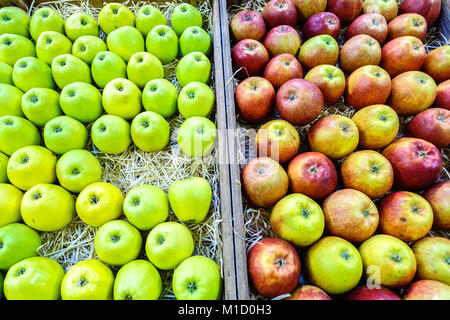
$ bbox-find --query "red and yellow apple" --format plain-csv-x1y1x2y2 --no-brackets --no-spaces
400,0,442,26
435,80,450,110
235,76,275,123
346,13,388,44
379,191,434,242
327,0,362,25
263,53,303,89
407,108,450,149
298,34,339,70
352,104,399,150
412,237,450,285
382,137,442,190
308,115,359,160
339,34,382,74
230,10,266,42
422,45,450,84
287,152,337,200
247,237,301,298
262,0,298,28
387,13,428,42
340,150,394,199
241,157,289,208
403,280,450,300
256,119,300,163
232,39,269,77
263,25,301,57
345,285,401,300
302,12,341,41
424,181,450,230
286,285,332,300
304,64,345,105
362,0,398,22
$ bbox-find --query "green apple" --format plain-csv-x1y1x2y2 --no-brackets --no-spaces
172,255,222,300
145,221,194,270
7,145,57,191
270,193,325,248
0,223,41,270
106,26,145,63
91,51,127,88
64,12,99,41
75,182,124,227
29,7,64,40
21,183,75,231
61,259,114,300
359,234,417,288
136,5,167,38
114,259,162,300
0,6,30,38
177,116,216,158
91,115,131,154
145,25,179,65
98,3,135,35
51,54,92,89
178,81,215,118
43,116,88,155
60,81,103,123
0,83,23,117
126,52,164,89
176,52,211,87
0,115,41,156
4,256,64,300
21,87,62,127
168,177,212,223
305,236,363,295
412,237,450,285
102,78,142,120
56,149,102,194
123,184,169,231
0,183,23,227
72,35,107,65
0,152,8,182
180,26,211,56
35,31,72,65
171,3,203,37
0,61,13,84
0,33,35,66
130,111,170,152
94,219,143,266
142,79,178,118
12,57,55,91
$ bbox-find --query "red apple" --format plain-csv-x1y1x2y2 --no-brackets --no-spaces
340,150,394,200
403,280,450,300
382,137,443,190
327,0,363,25
241,157,289,208
298,34,339,70
235,76,275,123
400,0,442,26
344,65,392,109
308,115,359,160
275,78,324,126
346,13,388,44
262,0,298,28
292,0,327,22
422,45,450,84
339,34,382,74
381,36,426,78
388,71,437,116
247,237,301,298
287,151,338,200
263,53,303,89
424,181,450,230
286,285,332,300
230,9,266,42
232,39,269,77
264,25,301,57
362,0,399,22
407,108,450,149
379,191,434,242
256,119,300,163
304,64,346,105
387,13,428,42
345,285,401,300
302,12,341,41
435,80,450,110
323,189,379,243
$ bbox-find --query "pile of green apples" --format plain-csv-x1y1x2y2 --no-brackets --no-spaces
0,2,221,300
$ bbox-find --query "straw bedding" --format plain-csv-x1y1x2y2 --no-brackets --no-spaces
26,0,221,299
228,0,450,300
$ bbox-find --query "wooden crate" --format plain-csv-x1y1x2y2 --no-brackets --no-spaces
0,0,237,300
220,0,450,300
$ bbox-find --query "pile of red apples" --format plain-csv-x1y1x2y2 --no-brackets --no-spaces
230,0,449,300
